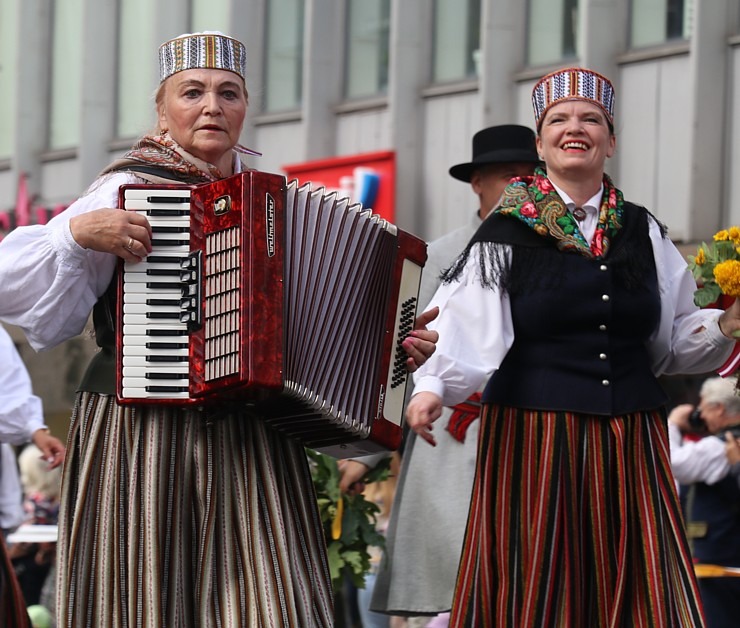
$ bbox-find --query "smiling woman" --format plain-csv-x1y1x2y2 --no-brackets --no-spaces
405,66,740,626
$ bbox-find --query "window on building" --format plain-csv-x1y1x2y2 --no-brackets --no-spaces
264,0,304,112
345,0,390,99
433,0,481,82
49,0,83,150
0,0,18,158
191,0,230,34
527,0,579,67
630,0,693,48
116,0,155,139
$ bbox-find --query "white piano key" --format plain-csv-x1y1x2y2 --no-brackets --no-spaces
122,387,190,399
122,355,188,367
122,345,189,357
123,283,184,294
123,314,187,326
123,291,182,303
124,199,191,210
123,260,186,273
124,188,191,200
122,365,189,377
123,303,183,315
122,324,188,336
123,272,188,284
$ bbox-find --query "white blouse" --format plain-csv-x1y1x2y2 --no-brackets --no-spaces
0,156,245,352
0,325,46,443
0,172,136,351
413,216,735,408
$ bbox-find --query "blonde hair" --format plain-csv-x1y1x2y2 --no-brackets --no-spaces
18,444,62,500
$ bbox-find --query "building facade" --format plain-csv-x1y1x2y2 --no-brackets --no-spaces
0,0,739,420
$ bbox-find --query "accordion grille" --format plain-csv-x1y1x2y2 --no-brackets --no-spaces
205,226,241,381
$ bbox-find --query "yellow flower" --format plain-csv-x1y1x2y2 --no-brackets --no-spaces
714,230,730,242
730,226,740,244
695,248,706,265
713,260,740,298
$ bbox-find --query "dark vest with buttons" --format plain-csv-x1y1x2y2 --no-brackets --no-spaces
476,202,667,415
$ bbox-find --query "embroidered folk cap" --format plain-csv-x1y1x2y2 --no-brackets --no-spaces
158,31,247,82
531,67,615,128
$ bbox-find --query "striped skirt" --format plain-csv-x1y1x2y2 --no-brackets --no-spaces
56,392,333,627
0,534,30,627
450,405,704,627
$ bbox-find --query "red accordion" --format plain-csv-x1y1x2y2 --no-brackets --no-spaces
116,170,426,455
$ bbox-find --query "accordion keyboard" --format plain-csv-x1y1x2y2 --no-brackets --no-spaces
119,188,194,400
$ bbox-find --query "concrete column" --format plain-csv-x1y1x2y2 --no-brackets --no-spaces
579,0,627,182
686,0,731,239
78,0,117,187
12,0,53,199
300,0,344,160
479,0,528,125
388,0,432,232
232,0,265,152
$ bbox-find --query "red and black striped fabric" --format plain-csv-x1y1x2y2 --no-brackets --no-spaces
0,533,30,628
451,405,704,627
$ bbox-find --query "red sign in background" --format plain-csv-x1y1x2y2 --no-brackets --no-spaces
282,150,396,222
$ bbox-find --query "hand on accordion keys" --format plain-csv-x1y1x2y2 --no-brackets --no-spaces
69,207,153,262
402,306,439,373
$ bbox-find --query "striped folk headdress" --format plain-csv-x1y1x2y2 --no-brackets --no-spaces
158,31,246,82
532,67,615,128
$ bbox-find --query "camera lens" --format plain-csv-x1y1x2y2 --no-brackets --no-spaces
688,408,704,429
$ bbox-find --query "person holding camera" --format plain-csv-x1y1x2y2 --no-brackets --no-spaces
668,376,740,628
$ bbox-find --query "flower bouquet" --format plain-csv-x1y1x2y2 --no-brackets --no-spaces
687,227,740,379
686,227,740,308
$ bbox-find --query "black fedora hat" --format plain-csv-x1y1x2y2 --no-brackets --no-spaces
449,124,540,182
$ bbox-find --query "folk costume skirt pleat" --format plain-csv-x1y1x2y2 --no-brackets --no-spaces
56,392,333,628
0,533,30,627
450,405,704,628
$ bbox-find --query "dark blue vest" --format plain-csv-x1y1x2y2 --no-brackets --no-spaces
481,204,667,415
682,432,740,566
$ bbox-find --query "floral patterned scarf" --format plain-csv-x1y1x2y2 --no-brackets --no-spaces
495,166,625,258
101,131,234,183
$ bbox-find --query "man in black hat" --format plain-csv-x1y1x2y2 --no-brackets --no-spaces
339,125,540,625
421,124,540,308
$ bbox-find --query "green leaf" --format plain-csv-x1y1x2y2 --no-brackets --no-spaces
694,284,722,308
326,541,345,588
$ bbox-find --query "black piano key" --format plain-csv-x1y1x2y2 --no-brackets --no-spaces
147,312,181,320
146,385,189,393
146,194,190,204
146,209,189,216
146,329,186,337
146,255,186,264
146,342,188,349
146,282,183,290
151,238,189,247
146,372,188,380
146,355,188,362
152,226,189,233
146,269,183,276
146,299,180,306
